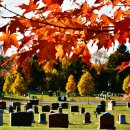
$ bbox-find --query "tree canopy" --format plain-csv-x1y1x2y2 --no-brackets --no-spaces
0,0,129,69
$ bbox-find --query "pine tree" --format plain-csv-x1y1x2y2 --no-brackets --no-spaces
10,73,27,95
65,74,77,96
3,75,13,94
77,71,94,96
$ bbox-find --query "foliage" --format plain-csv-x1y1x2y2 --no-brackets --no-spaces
0,0,129,70
3,74,13,94
122,75,130,92
65,74,77,95
10,72,27,95
77,71,94,96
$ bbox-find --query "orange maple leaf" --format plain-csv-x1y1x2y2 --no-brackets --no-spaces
116,62,130,72
42,0,64,6
0,31,19,54
19,0,39,14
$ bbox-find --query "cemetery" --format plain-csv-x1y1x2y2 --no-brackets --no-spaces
0,93,129,130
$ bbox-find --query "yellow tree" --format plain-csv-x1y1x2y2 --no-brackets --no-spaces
77,71,94,96
10,73,27,95
122,75,130,92
3,74,13,94
66,74,77,97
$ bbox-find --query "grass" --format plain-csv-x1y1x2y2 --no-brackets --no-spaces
0,93,130,130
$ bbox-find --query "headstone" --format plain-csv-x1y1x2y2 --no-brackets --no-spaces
95,105,101,114
16,106,21,112
58,96,66,102
111,100,116,106
8,105,14,113
0,101,6,109
24,102,32,112
0,109,3,125
100,100,106,112
33,105,39,114
61,103,69,109
42,105,50,112
12,102,21,110
118,114,126,124
48,90,53,96
126,102,130,108
38,113,47,124
98,112,115,130
58,107,62,113
108,102,114,110
80,107,85,114
10,112,33,126
56,90,60,97
49,113,68,128
29,99,39,105
83,112,91,124
70,106,79,112
51,103,59,110
27,109,35,123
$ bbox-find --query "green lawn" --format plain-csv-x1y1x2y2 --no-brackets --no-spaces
0,93,130,130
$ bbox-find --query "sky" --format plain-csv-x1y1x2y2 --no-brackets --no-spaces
0,0,129,56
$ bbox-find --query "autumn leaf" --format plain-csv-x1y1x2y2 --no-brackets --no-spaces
116,62,130,72
0,31,19,54
42,0,64,6
19,0,39,14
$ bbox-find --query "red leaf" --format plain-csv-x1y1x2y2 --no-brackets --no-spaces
42,0,64,6
116,62,130,72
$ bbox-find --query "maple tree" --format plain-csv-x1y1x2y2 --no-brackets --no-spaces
0,0,129,68
77,71,94,96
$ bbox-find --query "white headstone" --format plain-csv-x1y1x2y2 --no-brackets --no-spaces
107,102,114,110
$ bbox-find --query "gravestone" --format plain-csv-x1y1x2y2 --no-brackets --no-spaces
0,101,6,109
51,103,59,110
80,107,85,114
10,112,33,126
8,105,14,113
29,99,39,105
48,90,53,96
56,90,60,97
49,113,68,128
126,102,130,108
38,113,47,124
58,96,66,102
111,100,116,106
0,109,3,125
95,105,101,115
33,105,39,114
70,106,79,112
16,106,21,112
100,100,106,112
24,102,32,112
118,114,126,124
98,112,115,129
58,107,62,113
27,109,35,123
61,103,69,109
107,102,114,110
83,112,91,124
12,102,21,110
42,105,50,112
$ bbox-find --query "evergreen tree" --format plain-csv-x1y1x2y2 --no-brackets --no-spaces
77,71,94,96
